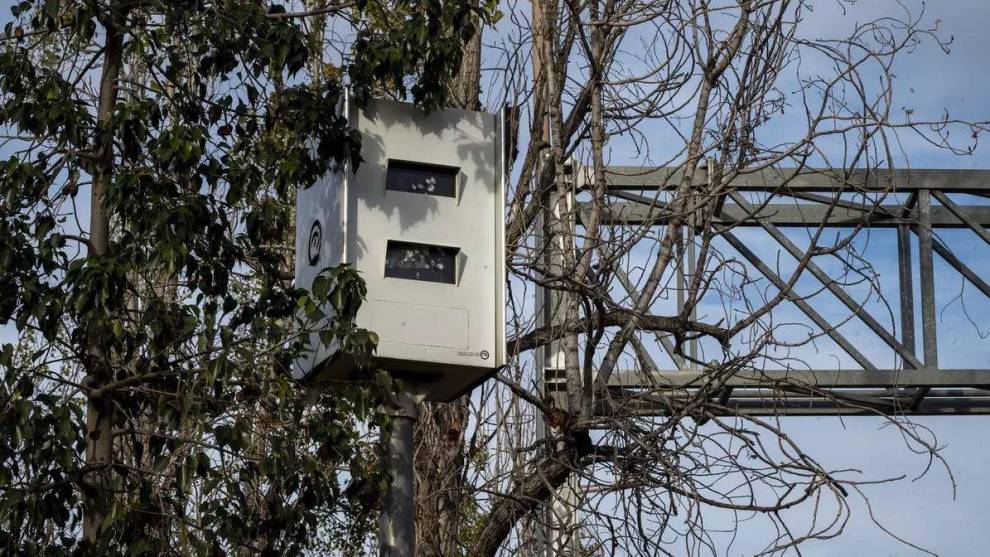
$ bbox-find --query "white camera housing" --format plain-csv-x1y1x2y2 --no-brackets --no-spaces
294,98,506,401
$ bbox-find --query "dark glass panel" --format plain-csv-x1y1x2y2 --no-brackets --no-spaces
386,160,458,197
384,240,459,284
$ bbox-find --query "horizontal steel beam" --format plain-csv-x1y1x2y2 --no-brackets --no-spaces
598,396,990,416
604,369,990,389
588,201,990,228
646,388,990,399
601,166,990,193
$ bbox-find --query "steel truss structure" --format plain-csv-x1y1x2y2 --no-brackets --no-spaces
539,167,990,416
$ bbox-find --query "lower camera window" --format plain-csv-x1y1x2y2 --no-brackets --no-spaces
384,240,459,284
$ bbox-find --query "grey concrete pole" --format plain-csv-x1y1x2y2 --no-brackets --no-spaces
380,390,418,557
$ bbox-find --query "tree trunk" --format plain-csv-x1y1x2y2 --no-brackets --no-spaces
447,12,483,111
413,398,471,555
82,10,124,544
470,443,581,557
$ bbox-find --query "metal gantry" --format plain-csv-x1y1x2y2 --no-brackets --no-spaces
539,167,990,416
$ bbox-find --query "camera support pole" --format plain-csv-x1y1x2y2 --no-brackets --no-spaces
379,387,420,557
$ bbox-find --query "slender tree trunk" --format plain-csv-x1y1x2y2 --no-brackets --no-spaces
470,444,583,557
449,12,483,111
83,11,124,544
413,398,471,555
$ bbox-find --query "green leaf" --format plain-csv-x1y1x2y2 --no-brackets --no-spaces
312,273,331,301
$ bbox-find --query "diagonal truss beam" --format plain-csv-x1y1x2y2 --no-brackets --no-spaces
628,334,661,373
726,191,925,370
932,190,990,247
927,235,990,297
719,230,878,370
612,266,686,369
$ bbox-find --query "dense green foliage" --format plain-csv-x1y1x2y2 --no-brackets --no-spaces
0,0,490,554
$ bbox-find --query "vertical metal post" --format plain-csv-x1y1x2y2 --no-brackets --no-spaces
687,231,698,368
537,161,554,556
380,390,418,557
675,228,686,370
896,224,916,361
537,199,578,556
917,190,938,368
535,171,566,556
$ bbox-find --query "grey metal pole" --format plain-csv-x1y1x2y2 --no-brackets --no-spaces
897,223,916,358
917,189,938,369
380,390,418,557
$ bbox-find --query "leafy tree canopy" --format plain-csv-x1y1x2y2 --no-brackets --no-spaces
0,0,494,554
